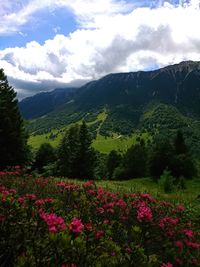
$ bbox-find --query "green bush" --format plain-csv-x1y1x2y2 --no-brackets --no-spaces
159,169,175,193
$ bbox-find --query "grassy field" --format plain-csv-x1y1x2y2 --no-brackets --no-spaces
28,109,152,153
95,177,200,202
92,132,151,153
29,131,151,153
59,176,200,204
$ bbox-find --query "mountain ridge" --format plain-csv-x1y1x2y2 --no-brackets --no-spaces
19,60,200,155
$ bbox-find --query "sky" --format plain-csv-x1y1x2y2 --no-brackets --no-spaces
1,0,200,99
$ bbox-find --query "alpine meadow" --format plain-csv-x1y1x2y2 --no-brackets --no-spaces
1,0,200,266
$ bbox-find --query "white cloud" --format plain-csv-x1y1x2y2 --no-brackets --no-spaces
1,0,200,98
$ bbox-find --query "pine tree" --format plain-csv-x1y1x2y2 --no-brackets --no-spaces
149,137,173,179
57,121,96,179
106,150,121,179
77,121,96,179
171,130,196,179
57,124,80,177
34,143,56,173
0,69,29,169
123,140,147,178
174,130,187,155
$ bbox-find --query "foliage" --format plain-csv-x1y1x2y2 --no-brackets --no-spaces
0,169,200,266
57,124,80,177
149,132,196,180
122,140,148,179
0,69,29,169
57,122,96,179
159,169,175,193
106,150,122,179
33,143,56,173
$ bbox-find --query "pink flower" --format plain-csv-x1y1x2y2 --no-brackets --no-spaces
18,197,24,203
185,240,200,249
159,217,179,229
96,207,104,213
96,230,104,240
183,229,193,238
140,193,155,202
175,240,183,251
192,258,198,265
103,219,109,224
0,214,6,222
161,263,173,267
83,180,94,189
116,199,127,209
40,211,66,232
69,218,84,233
85,223,92,231
175,258,183,265
137,201,152,222
15,165,21,169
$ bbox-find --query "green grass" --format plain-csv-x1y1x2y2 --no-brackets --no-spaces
95,178,200,202
64,177,200,204
92,132,151,153
29,110,108,150
29,130,63,149
29,108,151,153
29,131,151,153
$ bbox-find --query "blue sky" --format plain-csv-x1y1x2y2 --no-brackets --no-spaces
0,0,200,99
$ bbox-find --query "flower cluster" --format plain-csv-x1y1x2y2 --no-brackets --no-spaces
39,211,66,232
0,171,199,266
69,218,84,233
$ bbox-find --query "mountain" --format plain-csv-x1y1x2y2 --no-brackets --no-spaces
21,61,200,155
19,87,78,119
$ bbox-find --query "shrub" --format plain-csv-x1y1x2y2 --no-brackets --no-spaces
0,169,199,266
159,169,175,193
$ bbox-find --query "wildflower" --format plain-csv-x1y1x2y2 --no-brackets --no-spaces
15,165,21,169
96,230,104,239
161,263,173,267
69,218,84,233
159,217,179,229
116,199,127,208
0,214,6,222
85,223,92,231
175,258,183,265
83,180,94,189
40,211,66,232
185,240,200,249
17,197,24,203
96,207,104,213
183,229,193,238
103,219,109,224
175,240,183,251
137,201,152,222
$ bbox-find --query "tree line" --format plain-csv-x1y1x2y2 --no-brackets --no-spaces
33,123,196,183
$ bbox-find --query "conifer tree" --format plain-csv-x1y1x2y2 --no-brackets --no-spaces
106,150,121,179
0,69,29,169
77,121,96,179
57,121,96,179
34,143,56,173
123,140,147,178
174,130,187,155
57,124,80,177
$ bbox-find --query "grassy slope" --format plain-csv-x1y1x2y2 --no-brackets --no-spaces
29,110,151,153
65,177,200,203
92,133,150,153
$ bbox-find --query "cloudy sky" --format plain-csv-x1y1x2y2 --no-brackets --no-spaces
1,0,200,99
